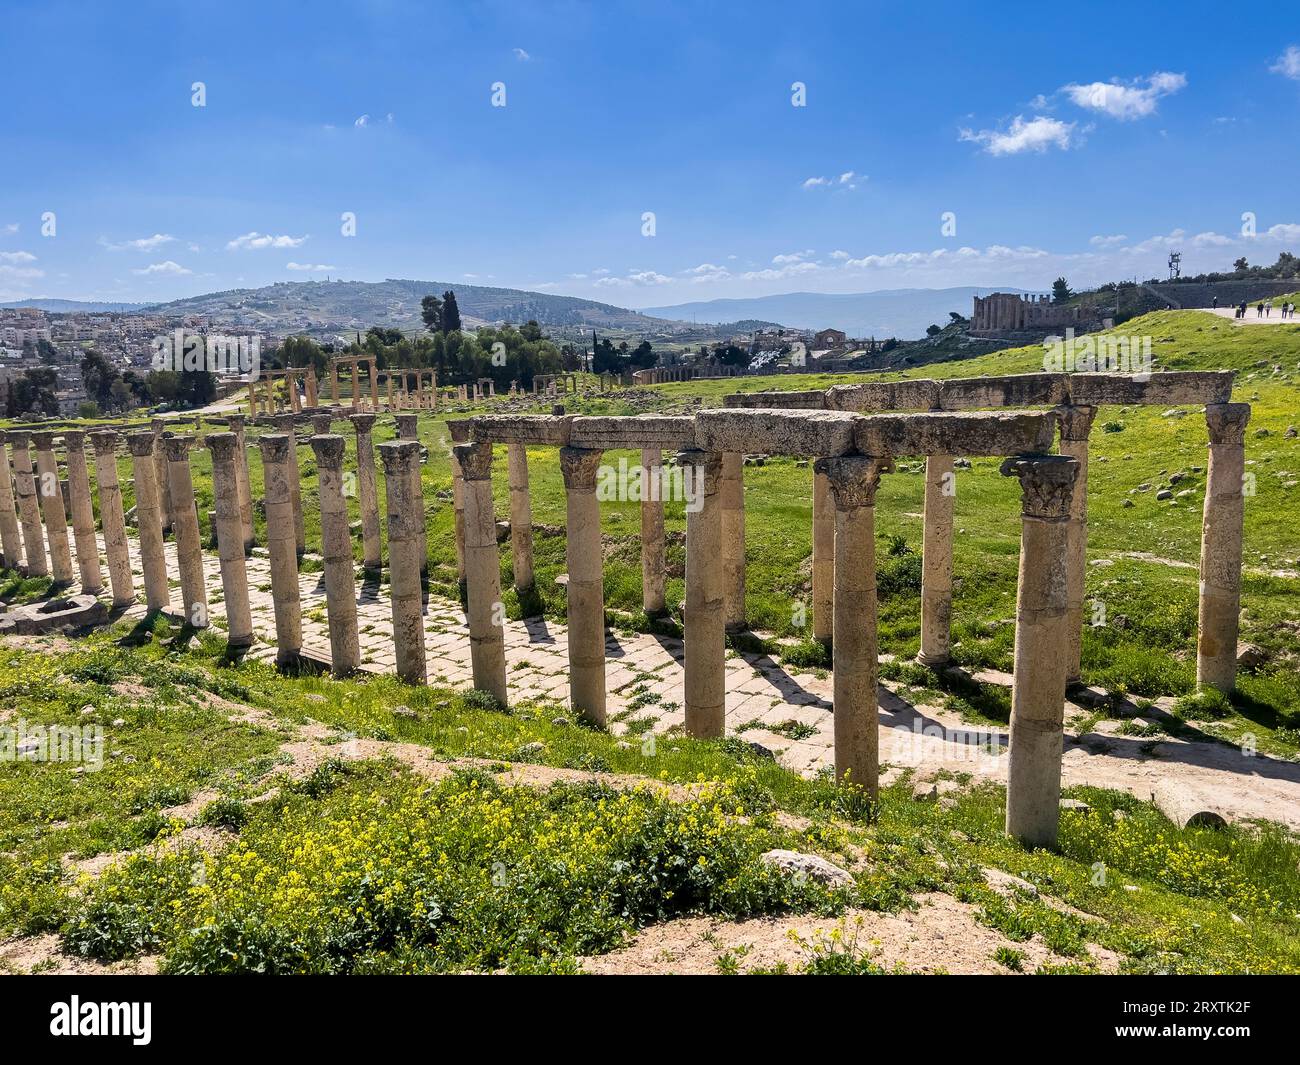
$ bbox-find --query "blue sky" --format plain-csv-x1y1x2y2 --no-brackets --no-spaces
2,0,1298,308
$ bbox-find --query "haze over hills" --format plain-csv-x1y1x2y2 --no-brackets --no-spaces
0,298,150,314
641,287,1030,340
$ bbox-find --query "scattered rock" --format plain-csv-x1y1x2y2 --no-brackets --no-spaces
1060,798,1091,814
392,705,418,719
760,849,854,888
1155,489,1173,501
1236,643,1267,671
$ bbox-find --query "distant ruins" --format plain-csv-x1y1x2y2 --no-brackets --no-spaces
970,292,1096,336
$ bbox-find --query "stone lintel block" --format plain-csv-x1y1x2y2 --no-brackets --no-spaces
694,409,858,457
722,390,828,409
826,379,941,412
853,411,1057,458
568,415,696,451
937,373,1067,411
470,414,572,446
1064,370,1235,407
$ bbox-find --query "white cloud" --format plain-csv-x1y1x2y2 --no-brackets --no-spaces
829,249,851,260
959,115,1078,155
513,47,531,61
1062,72,1186,120
802,176,829,188
101,233,175,252
802,171,861,190
1270,46,1300,80
132,260,191,275
354,114,370,127
2,223,19,234
1089,234,1127,247
0,264,43,279
227,232,307,250
683,263,732,283
0,250,37,263
772,249,815,264
594,270,673,288
286,262,336,271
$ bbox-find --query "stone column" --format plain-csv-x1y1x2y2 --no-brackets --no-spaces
560,447,606,726
395,413,417,441
32,432,74,585
918,455,955,666
289,371,302,414
226,413,254,551
350,362,361,410
8,433,44,576
330,365,340,406
163,436,208,628
272,415,306,554
812,465,835,643
1056,405,1096,683
89,432,133,606
720,450,746,632
817,456,890,794
62,431,103,594
311,413,332,436
350,413,382,571
126,432,171,613
1000,454,1079,849
453,440,507,703
448,420,471,586
0,432,24,570
151,418,173,532
507,442,535,594
1197,403,1251,693
258,434,302,666
305,368,318,408
677,449,725,738
379,440,427,683
206,434,254,647
640,448,666,615
312,435,361,675
368,362,379,410
394,414,426,574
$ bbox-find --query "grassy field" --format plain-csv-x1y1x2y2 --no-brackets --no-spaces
2,627,1299,974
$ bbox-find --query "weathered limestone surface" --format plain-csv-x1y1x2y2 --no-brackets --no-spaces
207,434,253,646
471,414,572,446
1056,405,1097,682
694,409,858,456
32,432,74,585
125,433,170,612
1066,370,1233,407
817,455,890,794
62,431,104,594
226,414,255,551
151,418,173,531
640,448,666,616
918,454,954,666
89,431,134,606
258,434,302,665
853,411,1057,458
1001,453,1079,849
721,450,746,631
724,389,828,410
350,414,382,571
453,440,507,703
272,414,306,554
811,466,834,643
507,443,535,594
560,447,607,726
568,415,696,451
825,379,939,412
312,435,361,675
163,436,208,627
448,420,472,583
677,449,725,738
1197,402,1250,693
935,373,1067,411
0,432,25,570
379,440,427,683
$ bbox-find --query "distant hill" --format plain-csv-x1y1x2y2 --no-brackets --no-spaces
0,298,149,313
642,287,1026,340
143,279,680,334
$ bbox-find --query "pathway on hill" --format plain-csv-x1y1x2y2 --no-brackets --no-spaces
1200,307,1300,325
80,526,1300,829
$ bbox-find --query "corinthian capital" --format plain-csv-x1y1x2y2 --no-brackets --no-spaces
1205,402,1251,446
814,455,891,509
559,446,605,491
1001,454,1078,521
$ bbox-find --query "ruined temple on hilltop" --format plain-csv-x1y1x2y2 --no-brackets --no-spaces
970,292,1096,336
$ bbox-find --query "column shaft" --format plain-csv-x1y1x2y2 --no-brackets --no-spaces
273,415,306,553
1056,406,1096,682
812,466,834,642
1002,455,1079,849
90,433,134,606
312,435,361,675
258,435,302,665
32,434,73,583
151,420,172,532
918,455,955,666
206,434,253,646
507,442,535,593
380,440,427,683
62,432,103,594
640,448,666,615
227,415,254,550
1197,403,1250,692
0,434,24,570
351,414,382,570
126,433,171,613
454,441,507,703
561,447,606,726
720,450,746,631
679,449,724,738
164,437,208,627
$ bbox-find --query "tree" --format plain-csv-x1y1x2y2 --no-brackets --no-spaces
6,367,59,417
1233,257,1249,273
36,338,59,365
441,290,462,334
926,323,942,336
1051,277,1073,303
420,293,443,332
81,349,121,408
